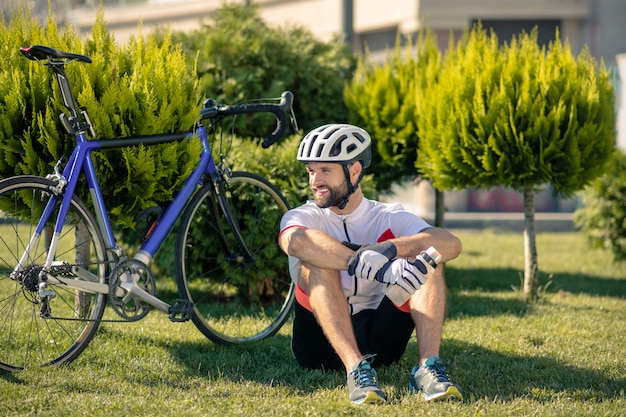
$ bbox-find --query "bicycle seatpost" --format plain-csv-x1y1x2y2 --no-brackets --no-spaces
48,63,80,119
48,62,96,137
20,45,95,137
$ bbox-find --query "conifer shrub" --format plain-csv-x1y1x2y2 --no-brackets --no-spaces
417,26,615,194
417,25,615,300
343,31,441,191
2,5,356,290
575,149,626,263
0,7,203,231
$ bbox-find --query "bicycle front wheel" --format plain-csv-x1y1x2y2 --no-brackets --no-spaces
176,171,294,344
0,176,109,371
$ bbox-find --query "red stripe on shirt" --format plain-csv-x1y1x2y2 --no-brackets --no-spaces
377,228,396,242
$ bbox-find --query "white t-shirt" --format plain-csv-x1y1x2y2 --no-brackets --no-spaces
279,197,431,314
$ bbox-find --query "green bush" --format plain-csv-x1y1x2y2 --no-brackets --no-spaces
1,5,366,292
171,3,356,135
575,149,626,263
0,9,83,178
152,134,306,277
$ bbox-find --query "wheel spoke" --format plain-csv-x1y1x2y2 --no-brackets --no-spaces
0,177,108,370
176,172,294,344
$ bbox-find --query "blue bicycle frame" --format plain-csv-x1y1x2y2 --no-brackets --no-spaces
16,44,295,317
24,125,213,313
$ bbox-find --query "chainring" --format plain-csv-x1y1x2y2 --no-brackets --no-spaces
108,259,155,321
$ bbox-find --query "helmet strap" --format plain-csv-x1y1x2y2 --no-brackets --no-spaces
336,164,364,210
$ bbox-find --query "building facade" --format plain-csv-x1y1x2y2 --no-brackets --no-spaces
35,0,625,70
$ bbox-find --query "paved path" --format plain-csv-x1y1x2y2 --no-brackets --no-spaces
422,212,575,232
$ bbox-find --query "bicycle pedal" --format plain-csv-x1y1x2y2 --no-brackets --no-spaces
168,299,193,322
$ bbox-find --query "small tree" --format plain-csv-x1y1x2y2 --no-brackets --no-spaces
417,25,616,301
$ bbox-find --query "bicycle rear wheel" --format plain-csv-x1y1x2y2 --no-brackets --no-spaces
0,176,109,371
176,171,294,344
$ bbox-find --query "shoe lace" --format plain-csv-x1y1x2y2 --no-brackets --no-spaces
425,358,452,382
351,354,379,388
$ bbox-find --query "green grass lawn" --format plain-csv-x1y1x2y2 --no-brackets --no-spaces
1,230,624,416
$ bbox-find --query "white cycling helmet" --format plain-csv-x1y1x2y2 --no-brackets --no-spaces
297,124,372,169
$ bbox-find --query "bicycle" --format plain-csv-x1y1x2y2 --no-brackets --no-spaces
0,45,299,371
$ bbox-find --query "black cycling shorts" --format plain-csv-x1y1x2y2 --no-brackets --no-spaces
291,296,415,370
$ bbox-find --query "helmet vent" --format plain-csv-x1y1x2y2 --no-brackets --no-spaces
330,134,348,156
353,132,366,143
307,134,319,158
324,127,341,139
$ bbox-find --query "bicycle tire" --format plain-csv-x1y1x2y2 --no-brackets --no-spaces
0,176,109,370
175,171,294,344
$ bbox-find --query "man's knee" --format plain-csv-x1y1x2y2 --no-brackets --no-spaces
297,264,340,293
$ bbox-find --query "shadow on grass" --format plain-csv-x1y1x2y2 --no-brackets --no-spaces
433,338,626,402
446,266,626,298
129,328,623,403
444,266,626,319
178,333,347,392
0,369,24,383
6,325,622,405
150,331,626,403
91,327,347,394
446,292,529,318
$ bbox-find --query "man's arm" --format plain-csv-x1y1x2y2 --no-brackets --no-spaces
278,224,462,274
278,226,353,270
390,227,462,263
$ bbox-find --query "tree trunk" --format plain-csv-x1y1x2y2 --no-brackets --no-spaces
75,220,91,318
434,188,445,228
523,186,539,302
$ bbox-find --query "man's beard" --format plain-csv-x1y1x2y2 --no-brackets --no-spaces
314,182,350,209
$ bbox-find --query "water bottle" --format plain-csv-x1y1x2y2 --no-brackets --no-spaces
385,246,442,306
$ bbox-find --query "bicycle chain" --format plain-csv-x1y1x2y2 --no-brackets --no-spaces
36,260,157,323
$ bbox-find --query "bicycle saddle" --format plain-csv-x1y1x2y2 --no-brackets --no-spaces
20,45,92,64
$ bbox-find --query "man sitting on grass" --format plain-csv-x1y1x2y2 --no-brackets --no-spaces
278,124,463,404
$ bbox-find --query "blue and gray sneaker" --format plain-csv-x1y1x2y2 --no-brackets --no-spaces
409,356,463,401
347,354,386,405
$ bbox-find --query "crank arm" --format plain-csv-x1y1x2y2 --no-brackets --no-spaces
119,281,170,313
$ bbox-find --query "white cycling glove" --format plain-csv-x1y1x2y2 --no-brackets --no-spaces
375,258,428,295
347,241,397,281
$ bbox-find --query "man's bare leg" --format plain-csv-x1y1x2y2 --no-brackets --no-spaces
410,266,447,365
408,265,462,401
299,265,362,373
299,264,386,404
